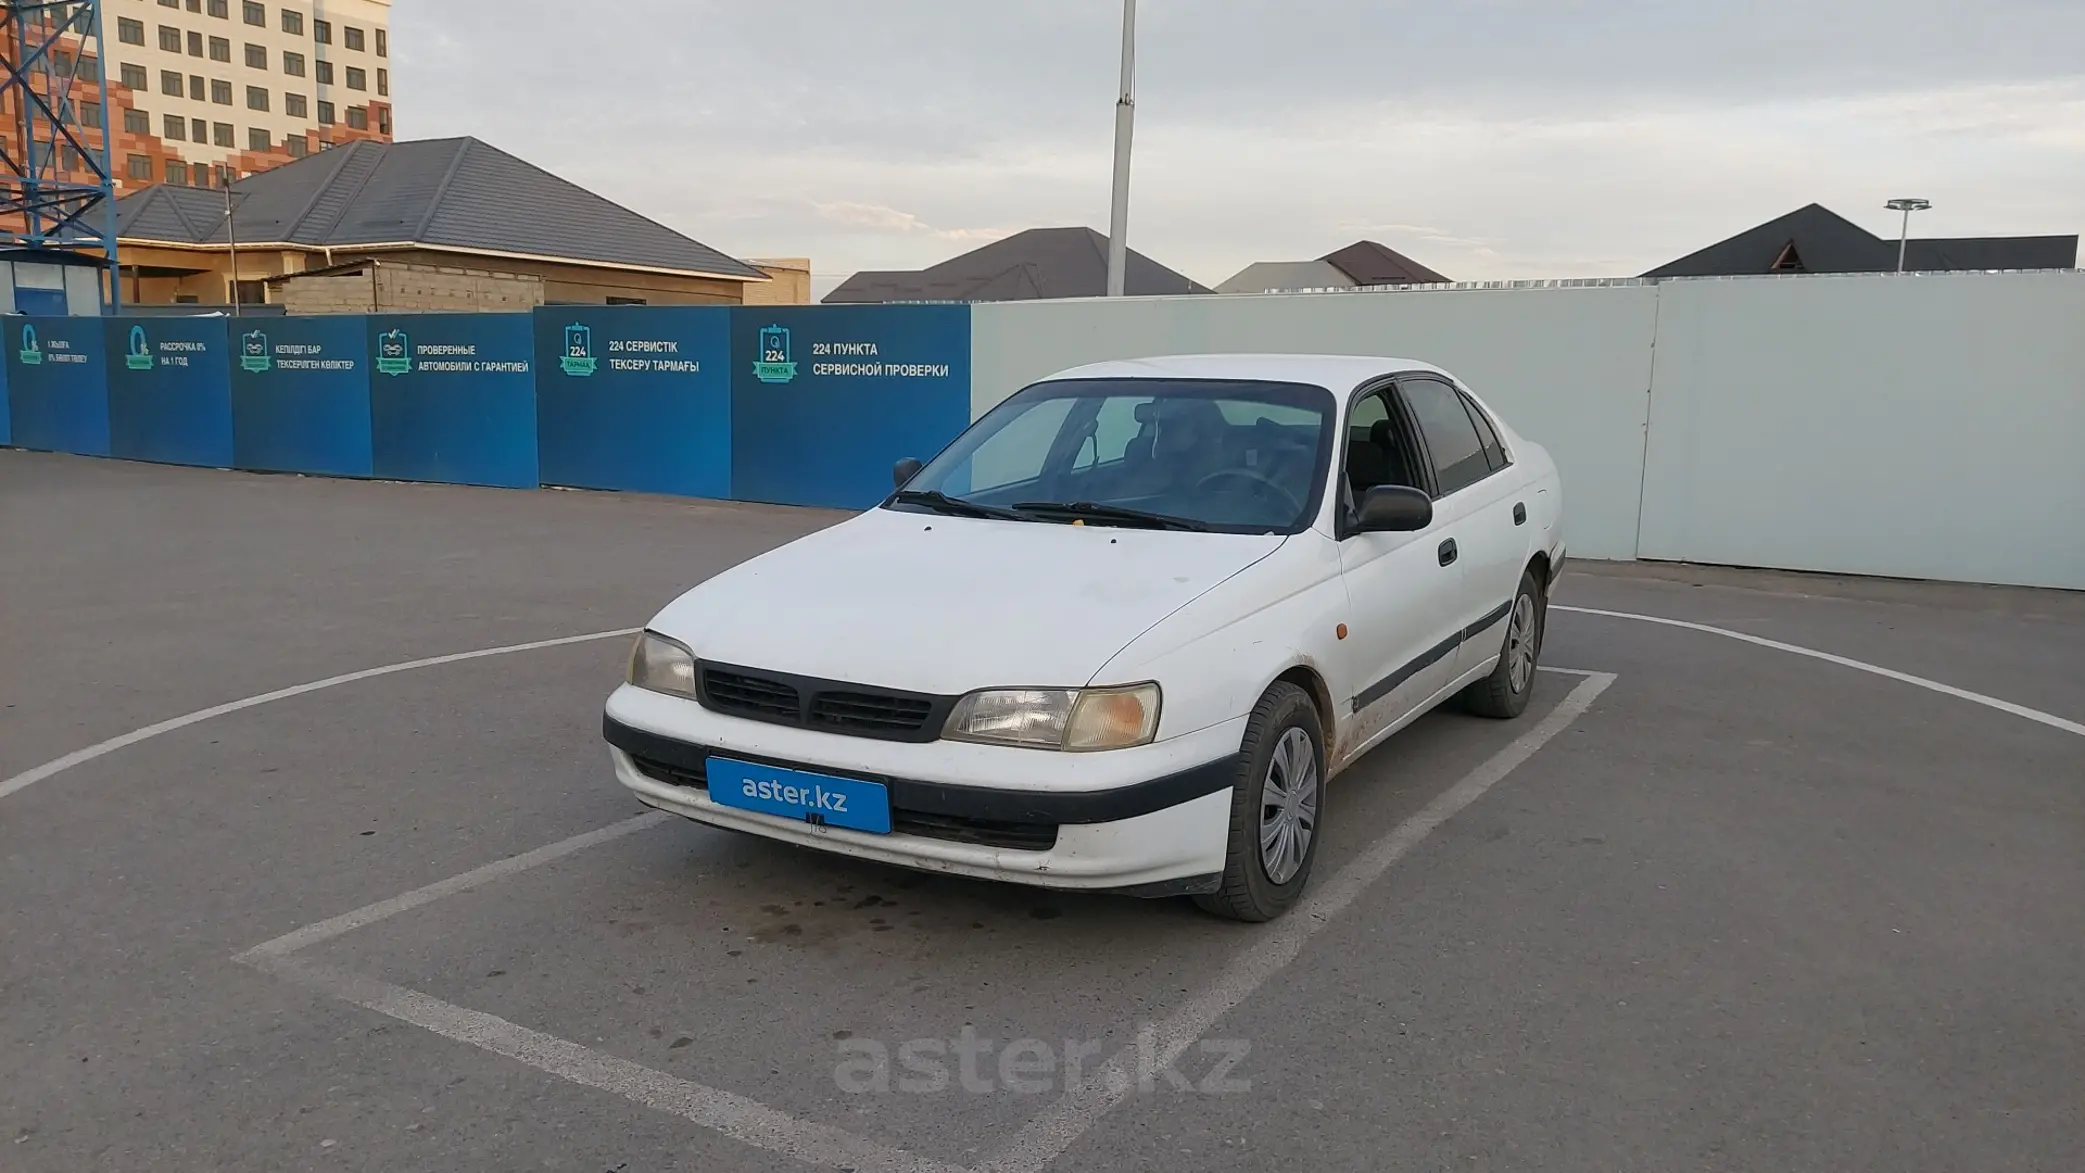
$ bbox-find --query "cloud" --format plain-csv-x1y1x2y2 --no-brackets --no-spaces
393,0,2085,286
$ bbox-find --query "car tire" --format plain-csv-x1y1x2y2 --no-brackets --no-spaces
1459,568,1544,720
1194,682,1324,923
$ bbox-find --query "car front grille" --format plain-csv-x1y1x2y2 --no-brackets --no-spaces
627,755,1057,853
700,669,801,721
697,663,950,743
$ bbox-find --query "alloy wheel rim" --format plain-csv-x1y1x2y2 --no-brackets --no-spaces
1259,727,1319,884
1506,594,1537,693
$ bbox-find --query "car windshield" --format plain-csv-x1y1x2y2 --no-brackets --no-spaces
891,378,1336,534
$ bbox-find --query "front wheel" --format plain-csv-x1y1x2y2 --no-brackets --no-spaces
1195,682,1324,923
1459,569,1543,719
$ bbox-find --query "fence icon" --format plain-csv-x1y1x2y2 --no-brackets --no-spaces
376,329,412,377
561,323,597,377
753,324,797,384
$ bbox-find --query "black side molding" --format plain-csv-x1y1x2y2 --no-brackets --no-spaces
604,715,1240,826
1351,598,1515,713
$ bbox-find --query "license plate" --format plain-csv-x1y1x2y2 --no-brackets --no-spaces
706,758,892,835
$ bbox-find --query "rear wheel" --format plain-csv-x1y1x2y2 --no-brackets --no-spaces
1195,683,1324,922
1459,569,1543,719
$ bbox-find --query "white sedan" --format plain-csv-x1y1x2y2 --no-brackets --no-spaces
603,354,1565,921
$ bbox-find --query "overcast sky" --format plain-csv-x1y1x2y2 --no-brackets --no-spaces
393,1,2084,295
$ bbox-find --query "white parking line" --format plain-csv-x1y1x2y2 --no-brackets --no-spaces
231,669,1613,1173
251,955,969,1173
0,627,643,803
974,670,1616,1173
1554,605,2084,739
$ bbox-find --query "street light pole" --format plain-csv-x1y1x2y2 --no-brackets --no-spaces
1105,0,1136,297
221,166,242,316
1885,197,1931,273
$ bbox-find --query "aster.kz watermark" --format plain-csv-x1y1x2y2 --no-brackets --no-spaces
833,1024,1250,1095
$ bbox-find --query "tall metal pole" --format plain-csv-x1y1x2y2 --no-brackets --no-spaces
1896,206,1910,273
1105,0,1136,297
222,168,241,315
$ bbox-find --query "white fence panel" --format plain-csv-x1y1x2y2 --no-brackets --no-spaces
1639,272,2085,590
970,285,1661,562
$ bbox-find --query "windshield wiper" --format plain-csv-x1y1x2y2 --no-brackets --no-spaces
1010,501,1212,532
889,490,1029,521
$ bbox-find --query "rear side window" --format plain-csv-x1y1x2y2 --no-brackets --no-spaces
1399,378,1491,496
1460,392,1509,471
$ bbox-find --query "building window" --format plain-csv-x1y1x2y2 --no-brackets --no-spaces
127,153,151,179
285,92,307,117
283,51,305,77
213,121,234,146
158,26,182,52
246,85,269,111
78,56,100,82
375,28,387,57
208,0,228,17
346,105,367,130
160,69,184,97
194,167,212,188
607,297,649,306
249,126,271,151
312,18,330,44
243,2,265,28
118,16,145,44
211,78,232,104
315,59,333,85
345,66,366,91
164,112,186,139
316,99,334,124
124,107,150,133
61,145,82,171
165,159,189,185
377,106,390,135
209,35,230,61
188,29,204,56
79,100,100,128
343,26,365,52
159,0,179,7
287,135,308,158
192,117,207,141
191,75,208,100
245,43,267,69
281,8,303,35
376,68,387,96
121,63,148,90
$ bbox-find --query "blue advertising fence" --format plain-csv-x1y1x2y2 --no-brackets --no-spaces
6,315,110,456
231,315,374,477
532,306,732,499
106,316,234,468
4,304,978,509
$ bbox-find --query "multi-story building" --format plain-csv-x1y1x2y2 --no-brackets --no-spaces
103,0,393,190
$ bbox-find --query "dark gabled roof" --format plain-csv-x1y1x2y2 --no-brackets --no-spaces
114,138,765,280
1320,240,1450,285
822,227,1209,303
1643,203,2078,278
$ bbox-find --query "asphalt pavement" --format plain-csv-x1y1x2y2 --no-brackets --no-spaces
3,450,2079,1173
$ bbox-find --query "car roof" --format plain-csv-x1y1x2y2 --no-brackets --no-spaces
1034,353,1452,398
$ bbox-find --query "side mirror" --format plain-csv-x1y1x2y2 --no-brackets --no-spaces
892,457,924,489
1351,485,1433,533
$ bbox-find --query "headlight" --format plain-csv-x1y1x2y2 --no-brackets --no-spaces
628,631,697,699
943,683,1160,751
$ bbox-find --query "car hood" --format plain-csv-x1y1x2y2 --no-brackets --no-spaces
648,507,1286,693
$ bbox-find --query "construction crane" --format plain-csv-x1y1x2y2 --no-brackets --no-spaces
1,0,118,310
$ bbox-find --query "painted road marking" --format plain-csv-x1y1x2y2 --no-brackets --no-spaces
973,670,1617,1173
232,670,1614,1173
1553,605,2084,740
0,628,641,802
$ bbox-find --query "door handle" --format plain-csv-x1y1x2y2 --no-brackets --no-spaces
1513,502,1527,526
1438,538,1458,567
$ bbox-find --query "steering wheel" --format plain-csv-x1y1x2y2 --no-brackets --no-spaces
1195,468,1304,515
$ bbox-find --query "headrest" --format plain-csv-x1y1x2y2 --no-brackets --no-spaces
1370,418,1398,448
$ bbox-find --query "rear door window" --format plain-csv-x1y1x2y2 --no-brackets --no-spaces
1398,377,1492,497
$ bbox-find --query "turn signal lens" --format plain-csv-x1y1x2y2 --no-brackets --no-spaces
1065,685,1162,751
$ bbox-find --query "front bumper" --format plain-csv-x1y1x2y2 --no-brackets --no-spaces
602,686,1245,895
